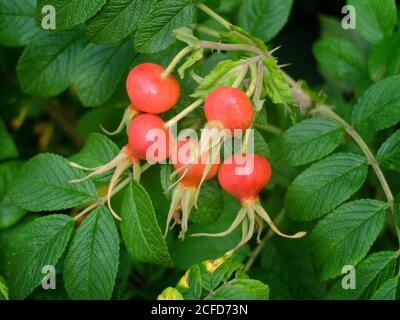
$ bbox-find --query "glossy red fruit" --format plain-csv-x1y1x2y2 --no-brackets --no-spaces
204,86,254,131
218,154,271,203
126,63,180,114
127,114,174,163
172,139,219,188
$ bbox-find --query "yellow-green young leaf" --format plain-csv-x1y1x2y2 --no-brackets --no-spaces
377,129,400,173
327,251,397,300
8,215,74,299
368,34,400,82
313,38,366,82
371,277,400,300
347,0,397,44
276,117,345,166
158,287,184,300
36,0,107,31
285,153,368,221
64,206,119,300
9,153,97,212
209,279,269,300
135,0,194,53
0,276,8,300
0,119,18,161
238,0,293,42
0,161,26,229
16,30,85,97
0,0,38,47
352,76,400,132
177,264,203,300
121,181,173,267
310,199,387,281
86,0,156,44
75,37,134,107
192,59,245,98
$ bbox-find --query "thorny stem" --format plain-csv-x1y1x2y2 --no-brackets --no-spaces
73,175,133,221
162,46,193,78
164,99,204,128
243,210,285,272
312,104,400,249
199,40,266,56
195,2,232,30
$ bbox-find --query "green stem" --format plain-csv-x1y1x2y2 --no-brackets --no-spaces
243,210,285,272
313,104,400,246
192,24,220,38
195,2,232,29
164,99,204,128
199,40,266,56
254,123,282,136
232,63,249,88
162,46,193,78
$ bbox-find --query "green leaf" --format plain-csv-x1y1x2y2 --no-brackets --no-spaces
121,181,173,267
36,0,107,31
209,279,269,300
0,118,18,161
253,129,271,159
285,153,368,221
190,180,223,225
8,214,74,299
69,133,120,182
313,38,366,82
368,34,400,82
352,75,400,132
371,277,400,300
327,251,397,299
0,276,8,300
16,30,85,97
276,117,345,166
192,59,245,98
263,58,294,106
178,48,204,79
173,27,201,48
86,0,156,44
64,206,119,300
178,264,203,299
377,129,400,173
0,161,26,228
238,0,293,42
9,153,97,212
75,37,134,107
347,0,397,44
0,0,38,46
158,287,184,300
310,199,387,280
135,0,194,53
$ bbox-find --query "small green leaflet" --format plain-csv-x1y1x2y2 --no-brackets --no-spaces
0,0,38,47
135,0,194,53
121,181,173,267
64,206,120,300
368,34,400,82
0,118,18,161
352,75,400,132
86,0,156,44
192,59,245,98
16,30,85,97
377,129,400,173
209,279,269,300
347,0,397,44
371,277,400,300
177,264,203,299
313,38,366,83
36,0,107,31
9,153,97,212
327,251,397,299
178,49,204,79
158,287,184,300
310,199,387,281
75,36,134,107
238,0,293,42
8,215,74,299
285,153,368,221
276,117,345,166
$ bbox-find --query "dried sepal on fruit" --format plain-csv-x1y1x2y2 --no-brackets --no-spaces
165,139,219,240
192,154,306,252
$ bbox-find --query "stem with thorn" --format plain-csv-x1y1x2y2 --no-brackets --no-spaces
199,40,266,56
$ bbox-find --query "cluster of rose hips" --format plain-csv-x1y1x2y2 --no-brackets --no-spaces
70,62,305,252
